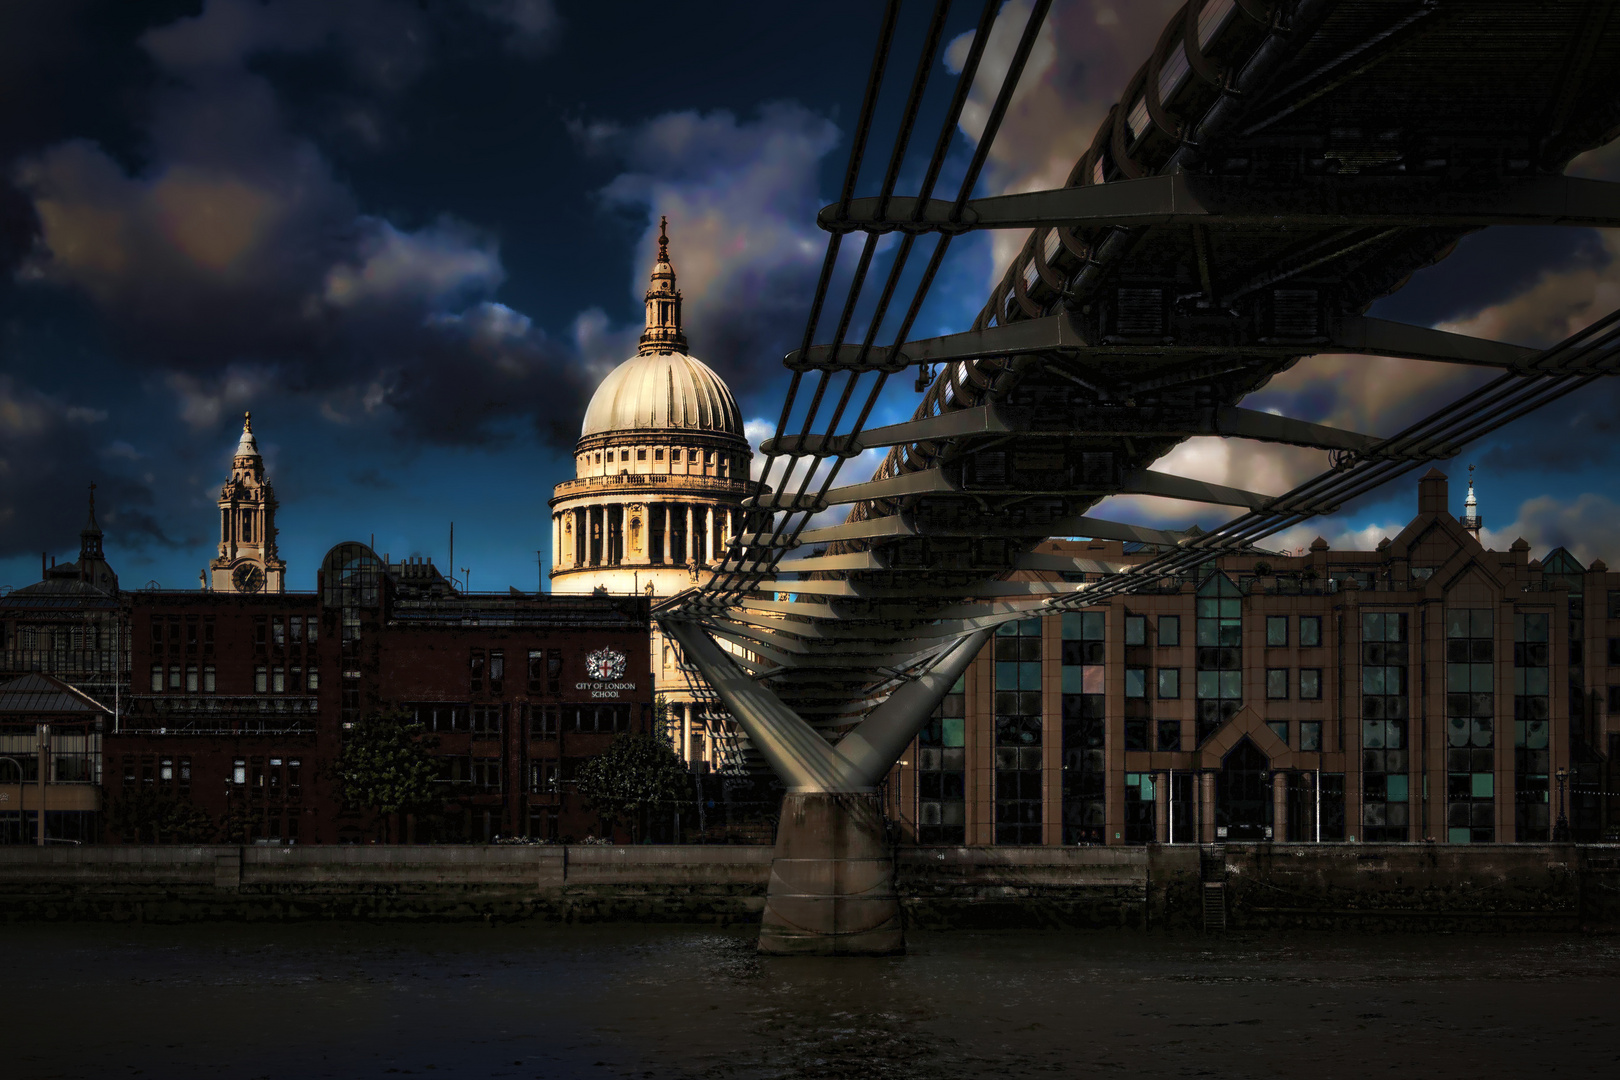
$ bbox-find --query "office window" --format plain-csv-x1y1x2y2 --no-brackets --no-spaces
489,650,504,692
1266,668,1289,700
1267,616,1288,647
916,676,967,844
150,664,163,692
1299,721,1322,752
1158,615,1179,647
1514,612,1551,840
1267,721,1289,746
529,760,559,794
471,705,503,736
272,619,285,647
470,650,485,692
1060,611,1106,844
185,664,198,693
1125,668,1147,698
290,616,303,643
1124,773,1155,844
1300,616,1321,647
1157,668,1180,699
203,665,216,693
168,665,181,690
232,759,246,785
306,619,317,644
254,665,267,694
1446,609,1496,844
1125,615,1146,646
1195,574,1243,743
994,618,1044,845
1299,669,1322,700
307,668,319,691
1360,608,1412,841
272,666,285,693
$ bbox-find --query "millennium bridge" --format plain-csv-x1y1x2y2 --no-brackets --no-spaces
656,0,1620,953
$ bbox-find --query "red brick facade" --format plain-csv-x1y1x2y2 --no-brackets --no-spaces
103,546,653,844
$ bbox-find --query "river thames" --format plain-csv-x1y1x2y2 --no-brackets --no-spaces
3,924,1617,1078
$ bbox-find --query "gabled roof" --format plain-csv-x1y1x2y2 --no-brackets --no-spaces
0,673,111,718
2,578,119,608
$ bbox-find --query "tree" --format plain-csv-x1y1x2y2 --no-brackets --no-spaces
574,733,691,842
107,790,215,844
333,711,440,842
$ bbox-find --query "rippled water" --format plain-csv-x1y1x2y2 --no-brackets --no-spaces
3,922,1618,1079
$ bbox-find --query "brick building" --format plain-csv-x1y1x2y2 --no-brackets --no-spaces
888,470,1620,846
102,541,654,845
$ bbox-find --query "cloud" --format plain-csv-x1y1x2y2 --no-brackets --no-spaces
464,0,561,55
1480,493,1620,566
945,0,1184,280
589,102,841,400
0,376,172,558
323,218,504,309
11,0,594,452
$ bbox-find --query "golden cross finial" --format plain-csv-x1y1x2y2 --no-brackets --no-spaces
244,410,252,432
658,215,669,261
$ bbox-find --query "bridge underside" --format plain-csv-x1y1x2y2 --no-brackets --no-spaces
658,0,1620,953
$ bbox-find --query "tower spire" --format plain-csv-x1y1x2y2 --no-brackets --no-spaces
1462,463,1482,537
639,215,687,356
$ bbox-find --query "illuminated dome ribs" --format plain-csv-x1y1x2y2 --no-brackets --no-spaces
656,0,1620,778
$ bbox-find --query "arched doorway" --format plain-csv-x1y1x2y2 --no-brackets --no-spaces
1217,737,1273,840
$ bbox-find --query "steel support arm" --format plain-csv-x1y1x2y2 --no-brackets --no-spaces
831,630,992,789
660,619,856,793
823,173,1620,232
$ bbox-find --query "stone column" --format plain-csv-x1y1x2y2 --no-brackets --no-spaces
1273,772,1288,842
686,505,696,565
1200,771,1216,844
1155,770,1169,843
662,505,673,563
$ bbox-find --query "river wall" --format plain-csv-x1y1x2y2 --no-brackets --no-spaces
0,843,1616,930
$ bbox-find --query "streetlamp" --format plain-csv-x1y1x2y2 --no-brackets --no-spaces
1554,765,1570,842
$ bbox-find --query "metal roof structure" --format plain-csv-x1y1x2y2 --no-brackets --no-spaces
656,0,1620,790
0,673,111,719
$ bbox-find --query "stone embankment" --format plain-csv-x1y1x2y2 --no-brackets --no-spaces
0,843,1615,929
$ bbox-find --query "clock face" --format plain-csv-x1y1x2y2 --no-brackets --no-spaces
233,563,264,593
585,647,627,682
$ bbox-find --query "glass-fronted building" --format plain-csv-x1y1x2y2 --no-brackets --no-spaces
888,470,1620,844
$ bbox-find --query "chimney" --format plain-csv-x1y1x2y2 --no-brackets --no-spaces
1418,468,1448,516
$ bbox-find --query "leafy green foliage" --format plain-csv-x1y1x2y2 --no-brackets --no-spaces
574,732,691,840
334,712,441,830
107,790,215,844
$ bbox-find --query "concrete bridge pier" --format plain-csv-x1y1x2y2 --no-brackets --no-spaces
759,791,902,956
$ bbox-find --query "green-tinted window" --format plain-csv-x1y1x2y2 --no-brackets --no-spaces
1061,608,1106,845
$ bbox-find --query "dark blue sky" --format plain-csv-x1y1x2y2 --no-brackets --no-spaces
3,0,1618,594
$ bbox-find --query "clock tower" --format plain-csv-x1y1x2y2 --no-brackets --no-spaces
208,411,286,593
